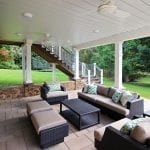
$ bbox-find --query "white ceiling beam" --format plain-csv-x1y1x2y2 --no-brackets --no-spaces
75,25,150,49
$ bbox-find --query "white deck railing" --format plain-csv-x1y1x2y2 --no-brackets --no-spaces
80,62,103,84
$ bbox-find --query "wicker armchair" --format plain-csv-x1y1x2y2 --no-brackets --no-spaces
40,83,68,104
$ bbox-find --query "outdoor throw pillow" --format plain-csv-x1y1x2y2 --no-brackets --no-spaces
112,90,123,103
83,85,89,93
87,84,97,94
48,82,61,92
120,118,144,135
120,91,133,106
130,121,150,144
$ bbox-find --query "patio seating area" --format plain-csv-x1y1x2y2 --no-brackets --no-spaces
0,90,150,150
0,1,150,149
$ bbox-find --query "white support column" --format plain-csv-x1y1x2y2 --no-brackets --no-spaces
93,63,96,77
114,41,123,89
58,46,62,60
81,62,84,77
88,70,91,85
22,39,32,84
22,45,26,83
52,63,56,82
74,48,80,79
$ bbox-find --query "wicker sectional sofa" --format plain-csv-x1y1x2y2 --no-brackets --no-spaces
94,117,150,150
78,85,144,120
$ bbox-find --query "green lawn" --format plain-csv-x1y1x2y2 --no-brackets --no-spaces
0,69,69,87
104,76,150,99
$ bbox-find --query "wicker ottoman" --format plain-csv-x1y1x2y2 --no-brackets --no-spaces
27,100,52,115
31,110,68,148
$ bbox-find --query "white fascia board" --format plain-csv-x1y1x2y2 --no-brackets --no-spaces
75,25,150,49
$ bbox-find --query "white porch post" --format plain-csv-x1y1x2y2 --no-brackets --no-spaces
22,45,26,83
74,48,80,79
22,39,32,84
88,70,91,85
100,69,104,85
81,62,84,77
93,63,96,77
58,46,61,60
52,63,56,82
114,41,123,89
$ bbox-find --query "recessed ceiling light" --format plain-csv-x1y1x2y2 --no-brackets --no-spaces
93,29,100,33
23,12,33,18
45,33,50,38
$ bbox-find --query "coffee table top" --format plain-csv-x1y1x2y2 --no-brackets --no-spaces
61,98,100,115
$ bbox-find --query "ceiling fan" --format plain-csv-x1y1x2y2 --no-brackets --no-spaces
97,0,130,18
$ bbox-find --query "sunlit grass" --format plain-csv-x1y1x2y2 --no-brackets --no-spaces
0,69,69,87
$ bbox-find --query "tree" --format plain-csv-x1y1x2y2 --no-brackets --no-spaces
137,37,150,72
79,48,94,64
0,45,20,69
92,44,114,78
0,48,12,61
123,37,150,82
123,40,140,82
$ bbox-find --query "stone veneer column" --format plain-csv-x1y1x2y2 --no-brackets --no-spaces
114,41,123,89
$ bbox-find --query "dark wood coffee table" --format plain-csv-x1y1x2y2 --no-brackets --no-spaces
60,98,100,130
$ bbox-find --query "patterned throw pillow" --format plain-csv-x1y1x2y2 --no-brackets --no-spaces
120,118,144,135
48,83,61,92
120,91,133,106
87,84,97,94
112,90,123,103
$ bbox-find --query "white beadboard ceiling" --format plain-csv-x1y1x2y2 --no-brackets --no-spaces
0,0,150,49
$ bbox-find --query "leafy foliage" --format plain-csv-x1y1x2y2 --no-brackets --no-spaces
32,52,50,70
0,46,19,69
0,45,50,70
0,48,12,61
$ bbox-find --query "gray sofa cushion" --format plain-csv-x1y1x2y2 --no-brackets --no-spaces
95,95,129,116
107,87,116,98
130,117,150,143
46,91,68,98
78,92,97,103
97,85,109,97
27,101,52,115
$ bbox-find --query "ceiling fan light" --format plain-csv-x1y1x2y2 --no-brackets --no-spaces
97,4,117,14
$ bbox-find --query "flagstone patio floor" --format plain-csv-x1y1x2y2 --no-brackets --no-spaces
0,90,150,150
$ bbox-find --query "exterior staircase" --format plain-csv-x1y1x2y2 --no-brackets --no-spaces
79,62,103,84
81,76,101,84
32,44,103,84
32,44,74,78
